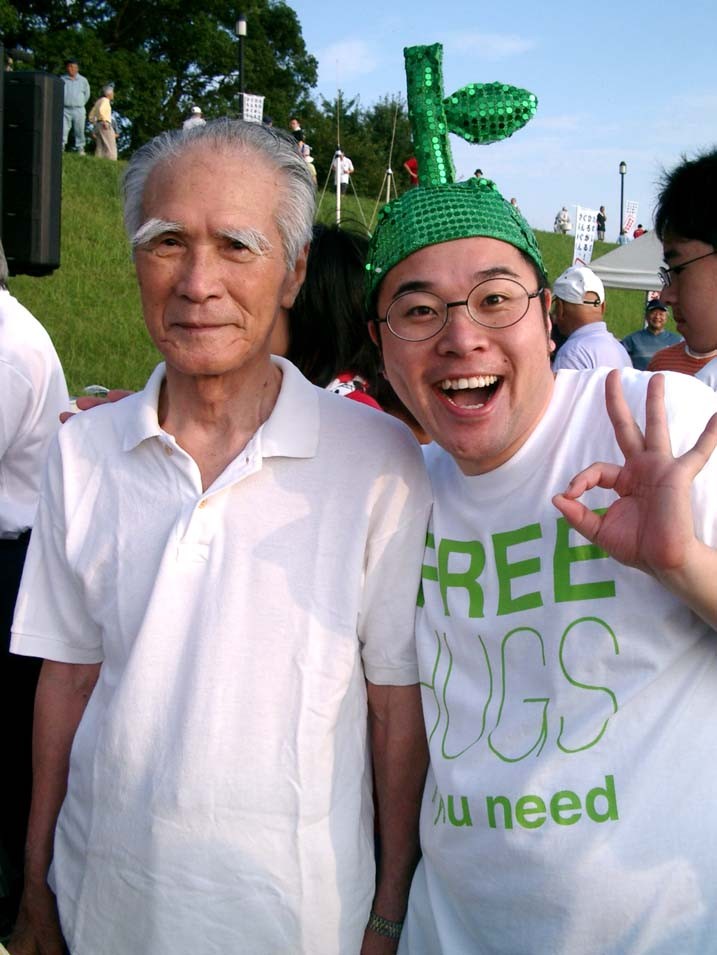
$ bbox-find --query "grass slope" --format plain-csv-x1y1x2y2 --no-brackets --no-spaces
10,156,654,394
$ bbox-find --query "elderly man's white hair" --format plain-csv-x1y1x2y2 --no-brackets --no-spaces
123,118,316,269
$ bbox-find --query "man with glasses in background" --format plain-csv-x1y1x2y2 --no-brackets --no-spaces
648,149,717,379
365,174,717,953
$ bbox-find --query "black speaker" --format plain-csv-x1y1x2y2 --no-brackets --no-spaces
2,71,63,276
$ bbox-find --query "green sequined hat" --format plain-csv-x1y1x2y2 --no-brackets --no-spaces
366,43,543,306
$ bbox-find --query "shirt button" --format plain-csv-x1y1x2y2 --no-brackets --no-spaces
198,499,208,509
163,444,173,456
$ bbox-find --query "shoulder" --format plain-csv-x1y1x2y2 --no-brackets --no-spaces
0,291,64,371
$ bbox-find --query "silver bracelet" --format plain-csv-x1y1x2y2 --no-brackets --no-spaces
367,910,404,939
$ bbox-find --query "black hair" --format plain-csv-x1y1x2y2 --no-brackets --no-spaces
287,222,379,390
655,148,717,246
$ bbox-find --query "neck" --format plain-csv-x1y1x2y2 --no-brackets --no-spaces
159,358,282,490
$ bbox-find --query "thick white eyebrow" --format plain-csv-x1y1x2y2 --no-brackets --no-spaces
131,220,272,257
218,228,273,256
131,218,182,250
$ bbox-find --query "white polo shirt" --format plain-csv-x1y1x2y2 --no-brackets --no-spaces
0,288,69,537
12,358,432,955
553,322,632,372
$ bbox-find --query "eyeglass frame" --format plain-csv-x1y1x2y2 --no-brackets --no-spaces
373,279,546,342
658,249,717,288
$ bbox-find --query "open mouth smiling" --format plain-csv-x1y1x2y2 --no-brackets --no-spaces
438,374,501,409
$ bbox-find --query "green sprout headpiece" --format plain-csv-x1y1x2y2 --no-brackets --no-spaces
366,43,543,306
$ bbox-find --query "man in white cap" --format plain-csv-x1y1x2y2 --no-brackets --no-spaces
551,265,631,371
182,105,205,131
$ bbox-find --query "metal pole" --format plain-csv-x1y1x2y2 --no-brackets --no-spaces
236,15,247,119
618,160,626,241
335,150,342,225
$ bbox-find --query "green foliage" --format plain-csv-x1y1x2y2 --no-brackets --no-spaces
5,0,317,152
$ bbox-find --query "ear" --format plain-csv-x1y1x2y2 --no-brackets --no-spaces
368,319,380,347
279,242,309,310
542,288,553,340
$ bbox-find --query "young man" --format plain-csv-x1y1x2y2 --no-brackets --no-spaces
10,120,430,955
652,148,717,383
366,175,717,954
551,265,631,371
621,299,682,371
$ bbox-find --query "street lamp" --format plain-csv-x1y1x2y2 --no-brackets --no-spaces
618,160,627,241
236,14,247,118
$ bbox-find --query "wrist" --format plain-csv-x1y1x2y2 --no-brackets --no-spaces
366,911,404,940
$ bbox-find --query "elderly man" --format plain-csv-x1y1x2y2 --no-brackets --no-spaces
365,175,717,953
61,59,90,155
649,148,717,383
10,120,430,954
551,265,631,371
621,299,682,370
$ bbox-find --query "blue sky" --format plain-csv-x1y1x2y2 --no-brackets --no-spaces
290,0,716,234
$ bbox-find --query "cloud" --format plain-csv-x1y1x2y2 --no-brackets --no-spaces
444,32,537,59
317,39,378,81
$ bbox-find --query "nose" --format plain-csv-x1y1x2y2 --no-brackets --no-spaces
435,303,492,355
659,280,678,307
174,245,224,302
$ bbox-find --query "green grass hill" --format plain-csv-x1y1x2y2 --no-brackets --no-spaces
10,155,658,395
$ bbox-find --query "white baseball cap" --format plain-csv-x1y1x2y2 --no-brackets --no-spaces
191,105,202,114
552,265,604,305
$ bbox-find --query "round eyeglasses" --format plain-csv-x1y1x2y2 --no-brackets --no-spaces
376,278,545,342
658,249,717,288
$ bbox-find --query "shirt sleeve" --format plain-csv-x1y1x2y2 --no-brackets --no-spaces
11,436,104,664
0,361,32,459
358,433,432,686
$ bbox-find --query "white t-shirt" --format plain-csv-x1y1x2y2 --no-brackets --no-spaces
12,358,432,955
696,355,717,390
552,322,632,371
0,288,69,537
401,367,717,955
332,155,354,184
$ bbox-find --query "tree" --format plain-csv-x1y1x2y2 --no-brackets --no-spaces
295,92,414,204
4,0,318,152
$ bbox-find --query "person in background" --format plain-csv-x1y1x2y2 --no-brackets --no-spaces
403,157,419,187
621,299,682,371
288,116,303,143
0,240,69,937
9,119,429,955
596,205,607,241
182,106,205,131
332,150,354,195
633,223,647,239
554,206,571,234
551,265,631,371
650,147,717,382
88,84,117,160
61,58,90,154
273,223,428,440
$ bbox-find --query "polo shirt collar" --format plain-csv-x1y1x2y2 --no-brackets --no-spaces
121,358,319,460
261,356,319,459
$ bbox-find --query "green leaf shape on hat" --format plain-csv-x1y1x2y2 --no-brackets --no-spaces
444,82,538,145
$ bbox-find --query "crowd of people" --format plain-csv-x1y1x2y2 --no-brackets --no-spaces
3,57,717,955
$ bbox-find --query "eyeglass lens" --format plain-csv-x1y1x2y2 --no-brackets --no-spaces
387,279,533,341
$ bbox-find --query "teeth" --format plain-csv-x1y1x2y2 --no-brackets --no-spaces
440,375,499,390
